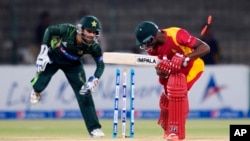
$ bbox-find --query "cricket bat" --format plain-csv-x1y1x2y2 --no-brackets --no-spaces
103,52,160,66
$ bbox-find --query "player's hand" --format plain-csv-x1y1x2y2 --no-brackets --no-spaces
36,45,52,73
79,76,99,95
155,60,171,78
170,53,190,74
155,68,170,78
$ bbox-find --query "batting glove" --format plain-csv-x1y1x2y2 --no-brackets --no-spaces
155,59,172,78
36,45,52,73
170,53,190,74
79,76,99,95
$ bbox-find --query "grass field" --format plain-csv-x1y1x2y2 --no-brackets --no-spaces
0,119,249,141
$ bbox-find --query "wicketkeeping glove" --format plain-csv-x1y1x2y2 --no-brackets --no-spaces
36,45,52,73
79,76,99,95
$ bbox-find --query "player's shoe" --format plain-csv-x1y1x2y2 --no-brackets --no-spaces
90,128,105,137
30,90,41,104
165,133,179,141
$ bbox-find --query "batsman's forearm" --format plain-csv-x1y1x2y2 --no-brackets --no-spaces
187,39,210,59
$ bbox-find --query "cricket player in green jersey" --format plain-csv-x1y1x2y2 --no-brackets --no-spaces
30,15,105,137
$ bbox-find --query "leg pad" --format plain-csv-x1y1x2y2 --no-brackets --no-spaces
166,73,188,140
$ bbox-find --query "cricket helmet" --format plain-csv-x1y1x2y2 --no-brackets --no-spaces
135,21,159,46
78,15,102,35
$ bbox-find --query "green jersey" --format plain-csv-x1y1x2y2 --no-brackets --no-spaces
42,23,104,78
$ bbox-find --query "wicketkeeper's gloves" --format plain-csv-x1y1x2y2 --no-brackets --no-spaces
36,45,52,73
79,76,99,95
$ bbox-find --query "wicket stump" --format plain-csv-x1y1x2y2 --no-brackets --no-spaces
113,68,135,138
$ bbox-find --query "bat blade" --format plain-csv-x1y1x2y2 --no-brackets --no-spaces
103,52,159,66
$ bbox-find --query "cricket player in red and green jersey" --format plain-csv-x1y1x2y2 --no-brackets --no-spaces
30,15,105,137
135,21,210,141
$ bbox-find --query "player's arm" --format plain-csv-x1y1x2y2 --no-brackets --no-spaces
171,29,210,71
79,45,104,95
157,29,210,74
187,38,210,60
92,45,105,79
177,28,210,60
42,24,63,46
35,24,63,73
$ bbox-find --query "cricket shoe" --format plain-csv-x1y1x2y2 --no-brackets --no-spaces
30,90,41,104
165,133,179,141
90,128,105,137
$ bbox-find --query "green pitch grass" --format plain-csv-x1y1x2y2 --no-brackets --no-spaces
0,119,249,141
